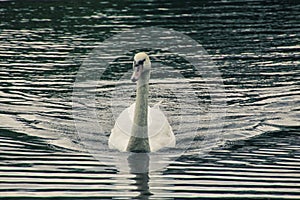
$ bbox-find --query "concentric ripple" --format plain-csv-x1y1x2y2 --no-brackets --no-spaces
0,0,299,199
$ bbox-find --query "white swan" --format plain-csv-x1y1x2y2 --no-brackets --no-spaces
109,52,176,152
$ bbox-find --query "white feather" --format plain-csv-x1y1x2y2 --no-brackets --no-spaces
109,102,176,152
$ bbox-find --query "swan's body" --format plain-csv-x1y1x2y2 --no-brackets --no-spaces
109,52,176,152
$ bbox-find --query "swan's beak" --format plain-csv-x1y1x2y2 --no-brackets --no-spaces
131,64,143,82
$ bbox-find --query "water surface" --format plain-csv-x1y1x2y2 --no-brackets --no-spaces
0,0,299,199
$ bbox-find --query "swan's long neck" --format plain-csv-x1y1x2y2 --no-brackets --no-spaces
135,71,149,131
127,70,150,152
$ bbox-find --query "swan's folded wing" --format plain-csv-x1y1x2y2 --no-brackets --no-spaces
148,107,176,152
109,127,129,151
109,103,176,152
108,104,135,151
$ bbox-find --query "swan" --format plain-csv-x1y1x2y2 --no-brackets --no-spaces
109,52,176,152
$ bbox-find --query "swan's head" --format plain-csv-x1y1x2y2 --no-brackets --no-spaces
131,52,151,82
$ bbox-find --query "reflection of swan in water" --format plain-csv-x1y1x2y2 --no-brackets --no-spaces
109,52,176,152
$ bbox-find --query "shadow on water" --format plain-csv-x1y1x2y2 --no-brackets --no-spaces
127,153,152,199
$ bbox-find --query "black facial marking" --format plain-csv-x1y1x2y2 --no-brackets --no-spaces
137,59,146,65
133,58,146,72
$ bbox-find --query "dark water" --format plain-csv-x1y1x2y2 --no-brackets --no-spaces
0,0,299,199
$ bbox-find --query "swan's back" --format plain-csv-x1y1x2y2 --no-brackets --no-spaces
109,103,175,152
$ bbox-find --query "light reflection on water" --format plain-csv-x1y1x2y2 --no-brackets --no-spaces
0,0,299,199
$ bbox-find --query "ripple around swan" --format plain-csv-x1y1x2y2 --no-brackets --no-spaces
0,129,300,199
0,0,300,199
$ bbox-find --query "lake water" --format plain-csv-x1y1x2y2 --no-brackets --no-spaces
0,0,299,199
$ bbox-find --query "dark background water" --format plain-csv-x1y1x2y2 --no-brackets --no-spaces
0,0,299,199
